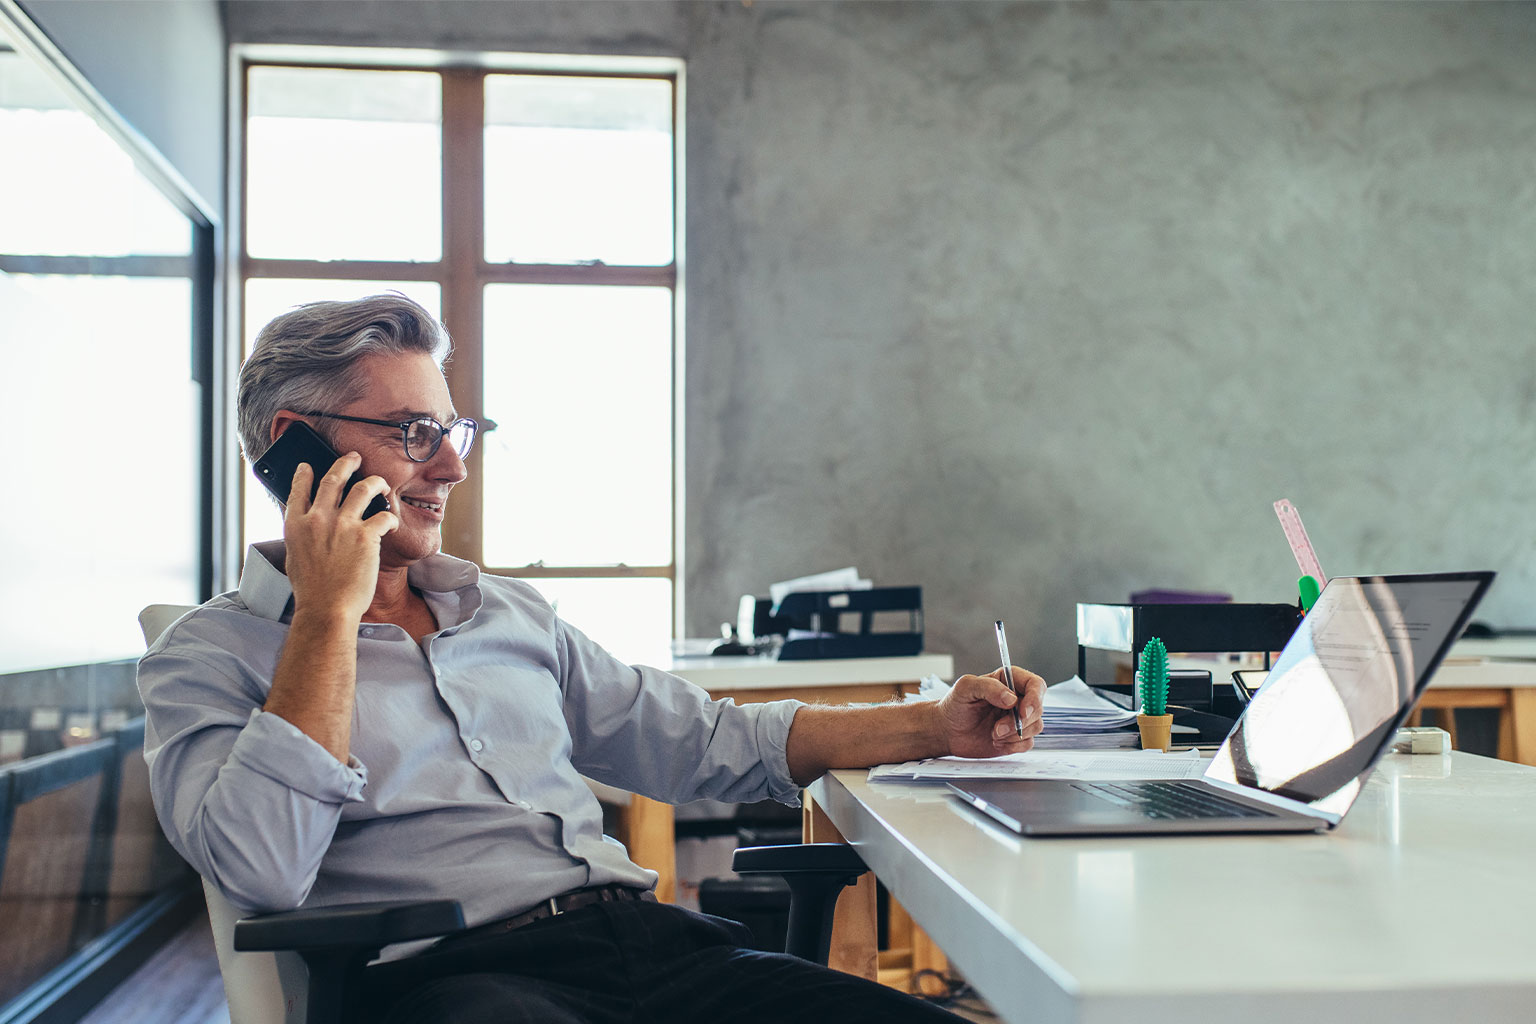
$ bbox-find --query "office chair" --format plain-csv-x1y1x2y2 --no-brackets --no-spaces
139,604,868,1024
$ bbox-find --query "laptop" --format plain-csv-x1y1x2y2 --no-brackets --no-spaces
949,571,1494,836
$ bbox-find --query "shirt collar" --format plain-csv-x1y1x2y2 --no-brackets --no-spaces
408,548,481,593
237,541,482,623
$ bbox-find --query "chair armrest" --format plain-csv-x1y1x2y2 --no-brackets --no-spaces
732,842,866,878
234,899,465,953
730,844,867,965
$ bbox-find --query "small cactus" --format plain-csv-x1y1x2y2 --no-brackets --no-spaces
1138,638,1170,716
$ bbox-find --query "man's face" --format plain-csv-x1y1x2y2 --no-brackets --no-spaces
311,350,468,570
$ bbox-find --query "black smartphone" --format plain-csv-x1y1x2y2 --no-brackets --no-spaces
252,421,392,519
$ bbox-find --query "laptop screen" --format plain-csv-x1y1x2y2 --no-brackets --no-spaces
1205,572,1492,816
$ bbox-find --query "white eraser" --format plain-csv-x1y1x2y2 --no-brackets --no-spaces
1393,726,1449,755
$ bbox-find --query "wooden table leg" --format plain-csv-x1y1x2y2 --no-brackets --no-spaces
804,792,878,980
1507,688,1536,767
1435,707,1460,748
623,795,677,904
883,897,950,996
910,916,950,995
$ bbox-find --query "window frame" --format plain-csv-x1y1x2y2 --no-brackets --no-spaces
231,45,686,634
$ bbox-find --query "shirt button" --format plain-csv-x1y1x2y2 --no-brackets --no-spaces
470,739,484,752
515,800,531,810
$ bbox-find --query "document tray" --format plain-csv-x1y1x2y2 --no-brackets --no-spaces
751,586,924,660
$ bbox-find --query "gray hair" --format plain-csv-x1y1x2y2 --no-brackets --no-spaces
236,293,452,462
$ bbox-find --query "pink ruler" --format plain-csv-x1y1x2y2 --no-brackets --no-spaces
1273,499,1327,584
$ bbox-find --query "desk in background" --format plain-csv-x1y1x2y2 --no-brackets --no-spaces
808,752,1536,1024
1417,638,1536,766
603,653,954,902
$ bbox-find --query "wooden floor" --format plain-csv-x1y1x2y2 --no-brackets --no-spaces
79,914,228,1024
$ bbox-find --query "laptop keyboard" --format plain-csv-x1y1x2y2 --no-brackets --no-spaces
1074,781,1274,820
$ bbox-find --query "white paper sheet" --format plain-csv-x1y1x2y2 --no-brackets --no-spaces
768,567,872,606
869,748,1208,783
1039,676,1138,732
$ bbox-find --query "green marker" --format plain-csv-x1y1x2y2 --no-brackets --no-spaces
1298,574,1321,612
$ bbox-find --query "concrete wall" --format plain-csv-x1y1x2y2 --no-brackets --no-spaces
20,0,224,214
224,0,1536,682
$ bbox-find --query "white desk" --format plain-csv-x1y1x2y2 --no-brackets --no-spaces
606,653,954,902
809,753,1536,1024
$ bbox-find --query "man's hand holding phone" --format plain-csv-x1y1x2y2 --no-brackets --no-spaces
283,453,398,624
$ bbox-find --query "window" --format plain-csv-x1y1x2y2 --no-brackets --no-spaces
239,54,682,660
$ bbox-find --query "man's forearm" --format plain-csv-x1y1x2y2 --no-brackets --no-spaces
261,609,360,762
785,701,949,786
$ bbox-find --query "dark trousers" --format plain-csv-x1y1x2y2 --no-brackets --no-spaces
357,898,966,1023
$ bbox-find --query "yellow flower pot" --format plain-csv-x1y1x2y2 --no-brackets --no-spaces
1137,713,1174,752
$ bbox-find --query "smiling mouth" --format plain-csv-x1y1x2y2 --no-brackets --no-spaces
400,496,443,512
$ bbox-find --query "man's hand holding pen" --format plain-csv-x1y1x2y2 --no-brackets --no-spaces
936,666,1047,758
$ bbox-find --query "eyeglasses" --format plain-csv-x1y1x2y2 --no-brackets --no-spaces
297,411,479,463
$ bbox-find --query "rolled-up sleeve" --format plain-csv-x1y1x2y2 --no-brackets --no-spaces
139,635,367,913
555,619,805,806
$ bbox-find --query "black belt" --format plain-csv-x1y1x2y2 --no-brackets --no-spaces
435,885,655,949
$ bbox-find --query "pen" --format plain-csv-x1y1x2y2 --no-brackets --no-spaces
994,620,1024,738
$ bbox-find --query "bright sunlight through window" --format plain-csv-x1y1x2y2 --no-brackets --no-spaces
240,58,680,661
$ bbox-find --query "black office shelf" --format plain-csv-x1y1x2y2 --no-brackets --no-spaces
1076,601,1301,691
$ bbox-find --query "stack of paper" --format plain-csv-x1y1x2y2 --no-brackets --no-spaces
1039,677,1137,734
1031,730,1141,751
767,566,872,605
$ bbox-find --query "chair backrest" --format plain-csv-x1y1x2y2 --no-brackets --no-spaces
140,603,311,1024
204,878,310,1024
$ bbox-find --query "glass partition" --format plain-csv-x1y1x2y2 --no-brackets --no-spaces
0,7,212,1014
0,32,202,674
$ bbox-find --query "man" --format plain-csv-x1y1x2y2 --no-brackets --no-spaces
139,294,1046,1023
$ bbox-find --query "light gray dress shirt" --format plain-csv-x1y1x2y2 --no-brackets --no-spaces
138,542,804,952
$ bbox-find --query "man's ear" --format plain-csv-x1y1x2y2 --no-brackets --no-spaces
269,410,311,444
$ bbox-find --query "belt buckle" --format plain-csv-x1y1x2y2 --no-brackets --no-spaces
547,896,562,917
